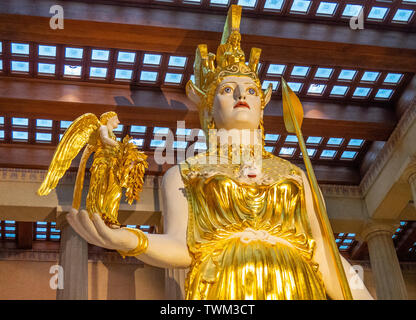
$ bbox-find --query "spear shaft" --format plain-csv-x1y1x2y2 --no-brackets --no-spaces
281,79,353,300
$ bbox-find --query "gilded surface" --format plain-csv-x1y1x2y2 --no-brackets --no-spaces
180,152,326,300
38,113,148,226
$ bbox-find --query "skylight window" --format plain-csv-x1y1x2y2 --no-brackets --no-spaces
117,51,136,63
392,9,414,22
150,139,166,148
0,42,2,53
338,69,357,81
153,127,170,135
320,149,336,159
12,131,28,140
237,0,257,8
262,80,279,91
64,65,82,76
287,82,302,92
11,43,29,55
315,68,333,79
280,147,296,156
348,139,364,147
38,45,56,57
375,88,393,99
300,148,317,157
36,132,52,142
195,142,207,150
353,87,371,98
173,141,188,149
11,61,29,72
384,73,403,84
291,66,310,77
327,137,343,146
12,118,28,126
285,135,298,143
131,125,147,134
264,146,274,153
316,2,337,16
340,150,357,160
210,0,229,5
90,67,107,78
176,128,192,136
330,85,349,96
306,136,322,144
0,117,4,125
165,73,183,84
265,134,279,142
65,47,83,59
307,84,326,95
267,64,285,75
115,69,133,80
0,60,2,71
140,71,158,82
342,4,363,17
290,0,311,13
368,7,389,20
89,50,109,62
264,0,284,10
36,119,53,128
60,121,72,129
143,54,162,65
168,56,187,68
131,138,144,147
0,130,4,139
38,63,55,74
361,71,380,82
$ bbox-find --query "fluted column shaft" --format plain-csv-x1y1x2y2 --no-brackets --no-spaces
363,223,408,300
165,268,187,299
56,216,88,300
409,173,416,208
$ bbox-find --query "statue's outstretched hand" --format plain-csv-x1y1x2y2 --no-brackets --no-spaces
66,208,138,252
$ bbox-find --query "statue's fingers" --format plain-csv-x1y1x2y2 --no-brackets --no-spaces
91,213,118,244
67,210,102,247
78,210,110,248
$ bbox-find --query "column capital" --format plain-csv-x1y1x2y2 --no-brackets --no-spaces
359,219,400,242
56,209,69,229
401,158,416,184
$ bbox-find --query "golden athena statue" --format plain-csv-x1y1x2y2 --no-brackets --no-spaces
48,5,374,300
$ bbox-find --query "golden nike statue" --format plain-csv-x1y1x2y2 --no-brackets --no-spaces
37,111,148,226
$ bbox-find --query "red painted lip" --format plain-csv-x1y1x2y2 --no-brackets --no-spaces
233,101,250,109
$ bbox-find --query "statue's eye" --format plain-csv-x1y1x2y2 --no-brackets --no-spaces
223,87,232,93
248,88,256,95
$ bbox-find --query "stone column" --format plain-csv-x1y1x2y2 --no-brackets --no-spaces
361,221,408,300
56,212,89,300
165,268,187,299
408,173,416,208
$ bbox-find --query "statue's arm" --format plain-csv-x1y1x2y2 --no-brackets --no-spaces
67,165,191,269
134,165,192,268
300,170,374,300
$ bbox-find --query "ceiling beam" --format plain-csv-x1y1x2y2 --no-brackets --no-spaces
0,77,396,141
0,0,416,72
16,221,33,249
0,143,360,185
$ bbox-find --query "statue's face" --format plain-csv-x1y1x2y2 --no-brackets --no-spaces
212,76,262,130
107,115,120,130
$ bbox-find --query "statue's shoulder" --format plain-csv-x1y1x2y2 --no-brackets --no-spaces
262,152,305,178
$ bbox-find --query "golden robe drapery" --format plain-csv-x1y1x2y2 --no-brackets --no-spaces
180,153,326,300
